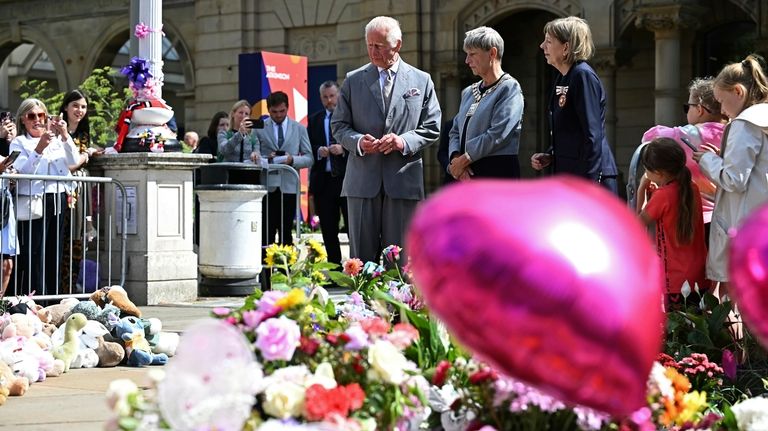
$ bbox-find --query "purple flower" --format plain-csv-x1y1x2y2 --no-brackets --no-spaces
258,291,286,317
120,57,152,89
212,307,231,316
388,281,413,303
722,349,738,380
349,292,364,306
343,325,369,350
383,245,402,263
255,316,301,361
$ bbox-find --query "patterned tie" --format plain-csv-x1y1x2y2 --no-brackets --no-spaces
381,69,394,112
277,122,284,148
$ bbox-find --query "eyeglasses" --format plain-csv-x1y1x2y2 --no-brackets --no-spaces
683,103,712,114
24,112,47,121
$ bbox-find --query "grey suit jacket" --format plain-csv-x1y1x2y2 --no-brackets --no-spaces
254,117,313,193
331,60,441,200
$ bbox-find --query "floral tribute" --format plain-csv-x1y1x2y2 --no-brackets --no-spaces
105,240,768,430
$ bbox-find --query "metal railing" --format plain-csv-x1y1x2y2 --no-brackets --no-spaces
0,173,128,300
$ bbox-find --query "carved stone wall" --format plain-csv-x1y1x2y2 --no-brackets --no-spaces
289,27,338,63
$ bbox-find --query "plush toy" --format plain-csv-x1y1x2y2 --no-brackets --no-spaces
71,301,121,328
112,316,167,366
91,286,142,318
95,336,125,367
142,317,180,357
0,359,28,397
38,298,79,327
0,368,8,405
52,313,88,372
52,317,113,369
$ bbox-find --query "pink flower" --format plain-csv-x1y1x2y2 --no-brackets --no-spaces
343,325,369,350
258,291,286,317
255,316,301,361
722,349,737,380
383,245,402,263
343,258,363,276
212,307,231,316
387,323,419,349
242,310,265,329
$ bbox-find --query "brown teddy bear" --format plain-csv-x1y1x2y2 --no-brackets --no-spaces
0,359,29,397
90,286,142,318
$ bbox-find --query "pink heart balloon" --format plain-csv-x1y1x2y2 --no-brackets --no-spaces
407,177,664,417
729,202,768,349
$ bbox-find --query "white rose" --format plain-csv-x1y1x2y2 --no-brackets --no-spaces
367,339,409,385
105,379,139,416
304,362,337,389
732,397,768,430
262,381,306,419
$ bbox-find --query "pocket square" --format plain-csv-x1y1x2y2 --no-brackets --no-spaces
403,88,421,98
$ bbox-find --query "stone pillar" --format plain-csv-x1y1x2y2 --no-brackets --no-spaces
89,153,211,305
138,0,164,98
593,48,617,150
636,3,702,126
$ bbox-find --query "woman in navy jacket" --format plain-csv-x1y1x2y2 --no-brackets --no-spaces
531,16,618,193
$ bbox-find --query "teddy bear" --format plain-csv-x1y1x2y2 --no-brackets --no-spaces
0,359,28,397
95,336,125,367
91,286,142,318
38,298,79,327
112,316,167,366
52,313,88,372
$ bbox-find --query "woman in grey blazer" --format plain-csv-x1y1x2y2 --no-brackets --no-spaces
448,26,524,180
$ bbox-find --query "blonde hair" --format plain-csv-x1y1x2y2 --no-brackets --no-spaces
543,16,594,64
714,54,768,108
15,98,49,136
229,99,251,131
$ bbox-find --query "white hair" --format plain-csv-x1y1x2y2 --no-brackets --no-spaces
365,16,402,47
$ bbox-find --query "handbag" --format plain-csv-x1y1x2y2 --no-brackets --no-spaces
16,194,43,221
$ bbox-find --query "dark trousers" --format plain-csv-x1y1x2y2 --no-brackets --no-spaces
470,155,521,179
14,193,66,295
312,174,347,265
262,190,297,246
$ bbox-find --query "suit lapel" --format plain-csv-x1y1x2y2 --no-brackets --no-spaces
366,65,386,116
263,118,277,152
389,62,410,114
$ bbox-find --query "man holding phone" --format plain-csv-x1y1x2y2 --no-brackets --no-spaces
253,91,313,247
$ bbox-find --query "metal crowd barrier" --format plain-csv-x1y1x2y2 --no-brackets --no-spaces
0,173,128,300
263,163,302,245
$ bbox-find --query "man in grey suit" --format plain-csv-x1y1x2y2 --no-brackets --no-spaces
253,91,313,246
332,16,441,263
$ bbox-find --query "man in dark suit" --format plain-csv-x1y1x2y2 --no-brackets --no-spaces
332,16,441,263
308,81,348,265
253,91,313,246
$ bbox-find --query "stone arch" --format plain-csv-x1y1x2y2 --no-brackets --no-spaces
0,25,70,90
615,0,757,35
459,0,583,32
82,17,196,93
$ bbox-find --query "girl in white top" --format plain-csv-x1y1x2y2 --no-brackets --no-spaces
693,55,768,294
9,98,79,295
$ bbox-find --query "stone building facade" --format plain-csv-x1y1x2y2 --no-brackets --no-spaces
0,0,763,192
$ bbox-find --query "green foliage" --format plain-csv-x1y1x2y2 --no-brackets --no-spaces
18,66,130,147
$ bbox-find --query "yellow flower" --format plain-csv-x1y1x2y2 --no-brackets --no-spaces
264,244,298,267
275,288,306,309
677,391,707,425
306,239,327,263
311,270,326,283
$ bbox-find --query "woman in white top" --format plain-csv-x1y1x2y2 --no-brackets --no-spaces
9,98,79,295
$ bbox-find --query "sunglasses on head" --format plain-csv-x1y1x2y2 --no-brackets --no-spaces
683,103,711,114
25,112,47,121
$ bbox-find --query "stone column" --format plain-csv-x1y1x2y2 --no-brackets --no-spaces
592,48,617,150
137,0,164,98
636,3,702,126
89,153,211,305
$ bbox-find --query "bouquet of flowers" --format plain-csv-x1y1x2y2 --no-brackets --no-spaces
104,240,768,431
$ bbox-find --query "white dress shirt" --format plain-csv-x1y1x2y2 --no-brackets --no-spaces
10,133,79,195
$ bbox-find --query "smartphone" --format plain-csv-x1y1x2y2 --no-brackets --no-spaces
245,118,265,129
5,150,20,164
680,137,698,151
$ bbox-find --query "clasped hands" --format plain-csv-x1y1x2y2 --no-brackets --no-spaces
360,133,404,155
318,144,344,158
448,153,473,181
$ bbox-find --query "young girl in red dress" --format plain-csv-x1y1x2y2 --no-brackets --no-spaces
639,137,710,310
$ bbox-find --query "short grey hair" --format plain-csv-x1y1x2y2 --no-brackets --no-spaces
688,77,721,114
318,80,339,94
365,16,402,47
463,26,504,61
